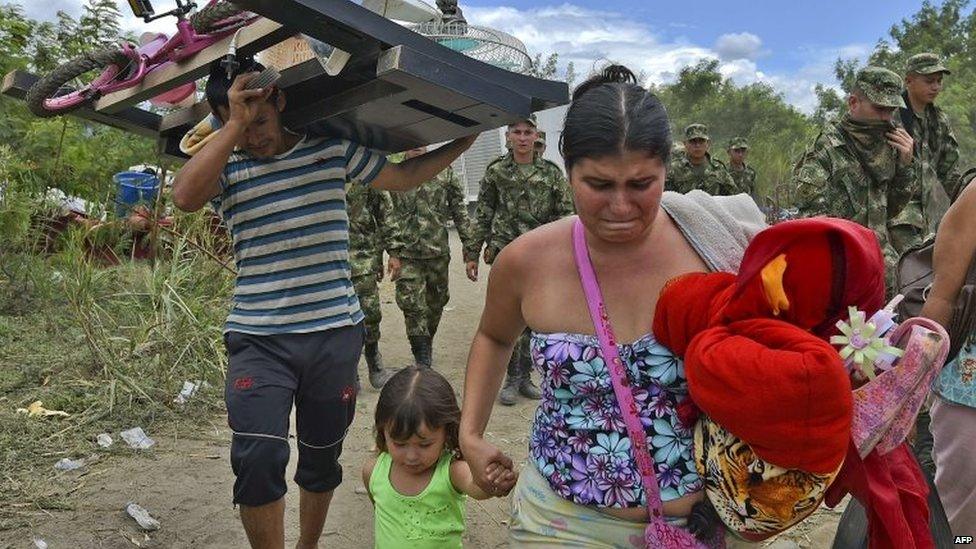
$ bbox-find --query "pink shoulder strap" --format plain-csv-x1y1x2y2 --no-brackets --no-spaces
571,219,666,518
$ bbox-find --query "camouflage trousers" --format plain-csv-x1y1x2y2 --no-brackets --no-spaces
508,329,532,378
394,256,451,338
352,273,382,345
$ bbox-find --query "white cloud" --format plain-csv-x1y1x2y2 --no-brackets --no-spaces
465,3,718,87
714,32,763,61
719,59,763,83
765,43,872,112
466,3,876,114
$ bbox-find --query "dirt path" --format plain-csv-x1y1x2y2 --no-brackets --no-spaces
2,233,843,548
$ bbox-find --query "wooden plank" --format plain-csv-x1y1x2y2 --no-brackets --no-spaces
273,45,534,152
2,70,161,138
158,51,383,137
157,134,190,164
158,100,212,134
378,45,526,115
10,0,567,157
234,0,567,108
235,0,386,58
275,43,531,151
283,79,406,127
94,18,292,114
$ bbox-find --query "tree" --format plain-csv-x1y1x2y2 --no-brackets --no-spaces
833,57,860,94
811,84,846,127
0,4,33,74
888,0,970,59
528,52,559,79
0,4,154,201
656,59,813,199
665,59,724,115
565,61,576,89
830,0,976,181
78,0,123,49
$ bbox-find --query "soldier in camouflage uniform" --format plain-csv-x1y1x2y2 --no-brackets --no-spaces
348,179,395,388
666,123,739,195
900,53,961,477
535,130,547,156
793,66,922,292
468,114,575,405
727,136,757,198
385,146,478,368
900,52,962,235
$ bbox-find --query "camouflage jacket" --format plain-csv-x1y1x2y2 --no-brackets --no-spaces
347,182,391,278
729,163,757,197
901,97,961,234
468,153,575,262
383,168,476,261
666,153,739,195
792,117,924,284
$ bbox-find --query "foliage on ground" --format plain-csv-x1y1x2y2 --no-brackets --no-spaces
0,192,234,529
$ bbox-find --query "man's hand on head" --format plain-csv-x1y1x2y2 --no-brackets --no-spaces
887,127,915,167
227,72,273,128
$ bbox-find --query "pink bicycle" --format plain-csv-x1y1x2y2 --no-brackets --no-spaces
26,0,258,117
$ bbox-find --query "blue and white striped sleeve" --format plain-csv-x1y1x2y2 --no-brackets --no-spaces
343,140,387,186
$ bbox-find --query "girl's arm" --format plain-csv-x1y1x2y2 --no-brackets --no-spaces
449,459,492,500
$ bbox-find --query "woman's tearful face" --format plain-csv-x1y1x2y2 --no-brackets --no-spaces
569,151,665,244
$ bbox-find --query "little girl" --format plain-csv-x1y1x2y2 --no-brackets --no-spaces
362,366,502,548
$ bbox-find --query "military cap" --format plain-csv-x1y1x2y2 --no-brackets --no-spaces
728,136,749,150
509,113,538,130
685,123,710,141
853,67,906,108
905,53,951,76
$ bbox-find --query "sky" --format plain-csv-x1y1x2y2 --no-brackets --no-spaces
14,0,950,113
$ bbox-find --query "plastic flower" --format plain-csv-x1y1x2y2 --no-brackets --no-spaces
831,305,904,380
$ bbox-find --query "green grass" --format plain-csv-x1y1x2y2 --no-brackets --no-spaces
0,203,235,530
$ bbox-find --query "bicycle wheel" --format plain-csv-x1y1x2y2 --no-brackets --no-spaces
190,1,247,34
25,47,131,118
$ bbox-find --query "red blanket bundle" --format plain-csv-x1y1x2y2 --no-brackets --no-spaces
654,217,931,547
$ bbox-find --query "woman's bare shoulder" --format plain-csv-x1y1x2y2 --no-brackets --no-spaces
495,217,575,268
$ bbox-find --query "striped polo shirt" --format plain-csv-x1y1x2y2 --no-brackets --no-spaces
213,136,387,334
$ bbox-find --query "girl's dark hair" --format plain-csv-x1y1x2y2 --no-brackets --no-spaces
374,366,461,455
559,64,672,172
204,56,278,120
687,499,724,544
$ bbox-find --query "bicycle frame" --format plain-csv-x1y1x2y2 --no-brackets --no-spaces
44,1,258,111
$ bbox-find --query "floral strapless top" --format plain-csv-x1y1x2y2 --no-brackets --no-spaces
529,331,702,508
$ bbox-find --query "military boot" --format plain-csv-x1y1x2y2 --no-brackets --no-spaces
364,342,394,389
498,353,520,406
517,356,541,399
408,335,432,368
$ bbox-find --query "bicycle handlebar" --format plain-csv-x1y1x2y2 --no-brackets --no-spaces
132,0,198,23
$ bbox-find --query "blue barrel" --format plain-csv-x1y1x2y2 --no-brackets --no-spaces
114,171,159,217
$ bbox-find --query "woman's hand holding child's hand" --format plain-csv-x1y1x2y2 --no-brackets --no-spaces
485,461,517,496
